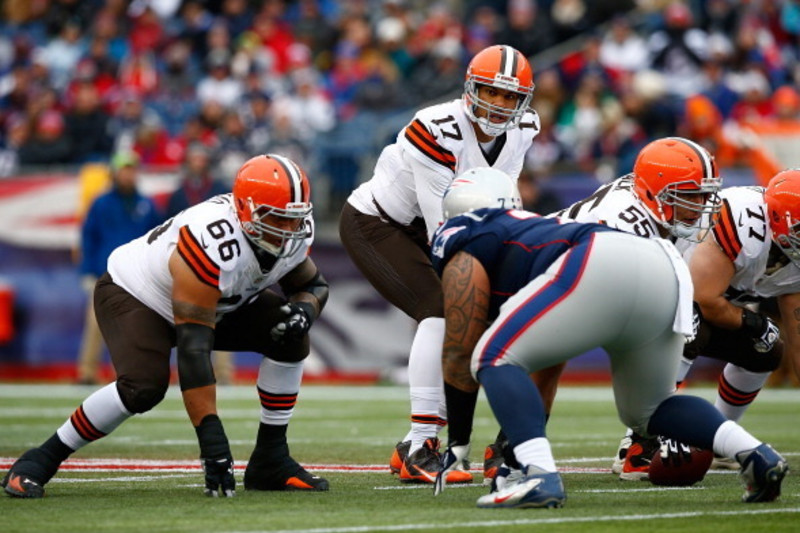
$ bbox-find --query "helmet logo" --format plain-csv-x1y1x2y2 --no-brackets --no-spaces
493,74,520,90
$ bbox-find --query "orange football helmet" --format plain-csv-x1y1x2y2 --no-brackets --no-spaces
463,45,535,137
632,137,722,241
765,169,800,263
232,154,312,258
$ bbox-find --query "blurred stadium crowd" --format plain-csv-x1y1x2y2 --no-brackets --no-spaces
2,0,800,219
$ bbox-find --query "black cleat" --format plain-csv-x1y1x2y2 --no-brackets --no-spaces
2,447,60,499
244,453,329,491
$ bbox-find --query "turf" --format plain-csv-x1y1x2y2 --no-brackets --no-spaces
0,383,798,532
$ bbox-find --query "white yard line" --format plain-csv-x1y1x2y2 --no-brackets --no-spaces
229,508,800,533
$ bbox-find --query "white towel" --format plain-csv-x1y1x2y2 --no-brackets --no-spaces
654,239,695,338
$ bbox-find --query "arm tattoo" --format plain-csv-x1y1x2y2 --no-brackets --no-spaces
442,252,490,392
173,300,216,327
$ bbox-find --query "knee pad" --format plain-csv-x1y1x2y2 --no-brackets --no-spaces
116,379,167,414
266,337,309,363
742,346,783,373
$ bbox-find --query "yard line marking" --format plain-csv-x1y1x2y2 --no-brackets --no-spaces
0,457,607,474
230,508,800,533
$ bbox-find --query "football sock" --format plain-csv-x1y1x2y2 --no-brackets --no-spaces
407,317,446,453
257,357,302,425
56,382,133,450
715,364,768,422
713,420,761,460
514,438,557,473
478,365,547,447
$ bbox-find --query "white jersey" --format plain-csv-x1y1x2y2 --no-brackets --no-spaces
347,98,540,238
552,175,664,239
108,193,311,323
684,186,800,301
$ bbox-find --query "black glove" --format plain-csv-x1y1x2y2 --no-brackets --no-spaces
270,302,313,343
202,456,235,497
741,309,780,353
657,438,692,468
690,302,703,341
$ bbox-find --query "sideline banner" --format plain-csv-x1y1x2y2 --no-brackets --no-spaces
1,171,747,382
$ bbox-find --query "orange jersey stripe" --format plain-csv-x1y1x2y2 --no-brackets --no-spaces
712,199,742,262
404,120,456,171
177,226,220,289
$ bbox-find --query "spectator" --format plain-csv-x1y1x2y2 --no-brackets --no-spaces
35,18,86,91
240,90,273,154
165,142,229,218
406,37,464,105
197,49,243,109
17,109,71,166
64,81,113,163
273,67,335,145
599,15,649,75
647,1,710,100
76,152,162,384
495,0,556,59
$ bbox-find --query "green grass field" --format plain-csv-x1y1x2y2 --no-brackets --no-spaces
0,383,798,532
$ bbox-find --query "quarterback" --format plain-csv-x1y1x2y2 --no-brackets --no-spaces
2,154,329,498
339,44,540,483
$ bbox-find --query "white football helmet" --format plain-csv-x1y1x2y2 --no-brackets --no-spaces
442,167,522,221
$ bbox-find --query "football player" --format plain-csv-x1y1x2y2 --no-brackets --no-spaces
679,170,800,467
2,154,330,498
339,44,540,483
433,168,787,508
482,137,725,483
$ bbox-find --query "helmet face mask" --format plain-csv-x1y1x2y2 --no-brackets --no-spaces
442,167,522,220
765,169,800,264
463,45,534,137
633,137,722,242
656,182,722,241
233,154,313,259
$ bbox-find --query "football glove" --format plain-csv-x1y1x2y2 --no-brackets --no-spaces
202,456,236,498
657,438,691,468
741,310,780,353
433,443,470,496
270,303,312,343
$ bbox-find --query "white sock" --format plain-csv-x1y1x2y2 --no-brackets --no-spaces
407,317,446,452
57,382,132,450
715,364,769,422
713,420,761,460
257,357,303,425
513,438,557,473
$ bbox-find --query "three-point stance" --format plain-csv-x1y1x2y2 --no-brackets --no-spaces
2,154,330,498
433,168,788,508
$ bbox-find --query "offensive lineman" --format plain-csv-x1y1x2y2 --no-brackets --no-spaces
2,154,330,498
679,171,800,463
339,44,540,483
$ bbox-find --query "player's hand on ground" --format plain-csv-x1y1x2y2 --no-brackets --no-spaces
202,456,235,497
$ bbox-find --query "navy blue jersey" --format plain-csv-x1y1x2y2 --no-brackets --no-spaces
431,208,618,317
